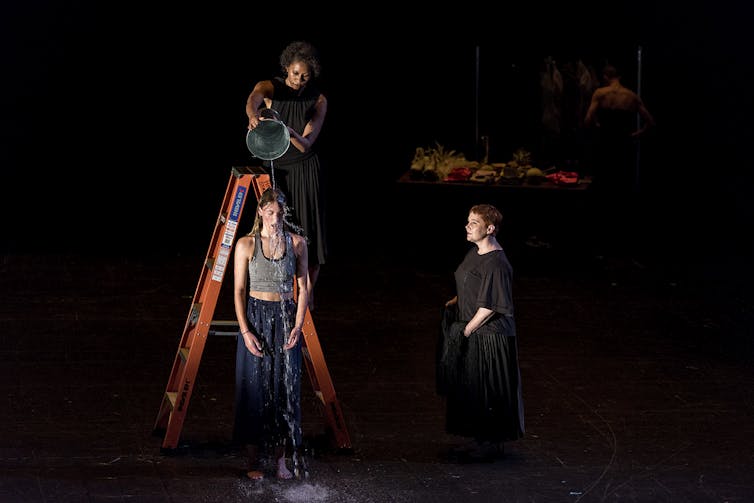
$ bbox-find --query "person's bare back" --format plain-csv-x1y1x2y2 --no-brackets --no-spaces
585,65,655,137
594,82,641,112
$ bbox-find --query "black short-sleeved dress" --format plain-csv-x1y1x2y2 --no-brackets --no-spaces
262,76,327,267
437,247,525,443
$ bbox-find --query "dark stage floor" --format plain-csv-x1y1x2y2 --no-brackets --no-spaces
1,207,753,502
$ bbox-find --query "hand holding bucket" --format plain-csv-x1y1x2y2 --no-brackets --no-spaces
246,108,291,160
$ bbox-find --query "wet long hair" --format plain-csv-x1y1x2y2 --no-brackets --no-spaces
248,188,294,236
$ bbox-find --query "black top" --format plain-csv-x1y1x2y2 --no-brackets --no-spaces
454,247,515,329
267,76,321,167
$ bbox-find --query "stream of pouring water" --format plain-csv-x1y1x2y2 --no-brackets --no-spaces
266,193,308,478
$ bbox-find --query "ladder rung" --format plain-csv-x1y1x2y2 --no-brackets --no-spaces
211,320,239,327
209,320,239,337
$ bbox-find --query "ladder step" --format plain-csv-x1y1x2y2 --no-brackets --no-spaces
166,392,177,408
189,303,202,326
209,320,239,337
314,390,324,404
211,320,239,327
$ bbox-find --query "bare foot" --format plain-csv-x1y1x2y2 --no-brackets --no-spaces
276,456,293,480
246,470,264,480
244,445,263,480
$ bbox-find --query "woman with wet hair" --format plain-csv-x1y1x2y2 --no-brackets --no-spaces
232,187,309,480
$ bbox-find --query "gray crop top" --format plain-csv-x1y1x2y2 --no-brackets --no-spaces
248,232,296,293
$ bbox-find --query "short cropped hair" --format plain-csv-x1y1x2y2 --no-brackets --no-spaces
469,204,503,236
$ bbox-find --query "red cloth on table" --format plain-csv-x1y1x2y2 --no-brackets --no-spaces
545,170,579,185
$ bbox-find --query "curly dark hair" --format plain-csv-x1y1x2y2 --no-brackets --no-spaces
279,40,321,79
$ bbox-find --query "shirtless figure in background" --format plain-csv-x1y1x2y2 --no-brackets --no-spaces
583,64,655,256
584,64,655,136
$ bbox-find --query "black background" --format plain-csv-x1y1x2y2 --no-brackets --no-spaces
2,2,752,265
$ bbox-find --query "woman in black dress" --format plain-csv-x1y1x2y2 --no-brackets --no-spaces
245,40,327,310
438,203,525,459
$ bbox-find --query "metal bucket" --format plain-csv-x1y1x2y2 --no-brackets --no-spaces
245,108,291,160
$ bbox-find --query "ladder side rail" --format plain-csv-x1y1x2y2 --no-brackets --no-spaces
300,312,352,449
154,172,240,436
155,170,254,449
175,168,240,354
288,247,352,450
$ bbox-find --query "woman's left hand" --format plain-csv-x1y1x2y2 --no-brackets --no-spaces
283,326,301,350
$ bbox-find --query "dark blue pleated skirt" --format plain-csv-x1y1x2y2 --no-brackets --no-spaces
233,297,302,450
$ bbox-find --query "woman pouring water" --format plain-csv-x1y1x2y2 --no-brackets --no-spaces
245,40,327,312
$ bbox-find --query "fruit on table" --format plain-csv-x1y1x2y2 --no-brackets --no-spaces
526,167,545,184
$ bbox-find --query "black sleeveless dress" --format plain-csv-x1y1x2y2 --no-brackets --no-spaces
262,76,327,267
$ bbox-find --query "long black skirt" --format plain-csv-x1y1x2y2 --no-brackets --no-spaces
437,305,525,443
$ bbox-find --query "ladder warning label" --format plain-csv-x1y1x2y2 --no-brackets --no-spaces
211,248,230,282
222,221,237,247
212,185,247,282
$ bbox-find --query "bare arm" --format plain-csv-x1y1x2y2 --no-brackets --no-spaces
288,93,327,154
463,307,496,337
233,236,263,357
246,80,275,130
632,98,656,137
284,234,309,350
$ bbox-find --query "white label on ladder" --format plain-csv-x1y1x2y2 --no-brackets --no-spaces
222,220,237,247
212,185,247,282
212,247,230,282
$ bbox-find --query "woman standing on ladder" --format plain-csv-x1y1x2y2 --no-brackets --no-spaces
245,40,327,311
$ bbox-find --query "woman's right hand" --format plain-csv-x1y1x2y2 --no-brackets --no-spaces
243,333,264,357
248,114,260,131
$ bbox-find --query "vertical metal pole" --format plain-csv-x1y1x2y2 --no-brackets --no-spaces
635,45,643,193
475,45,480,161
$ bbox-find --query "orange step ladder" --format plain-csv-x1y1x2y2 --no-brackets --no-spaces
153,165,351,452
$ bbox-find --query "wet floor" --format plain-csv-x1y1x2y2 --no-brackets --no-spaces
1,185,753,502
